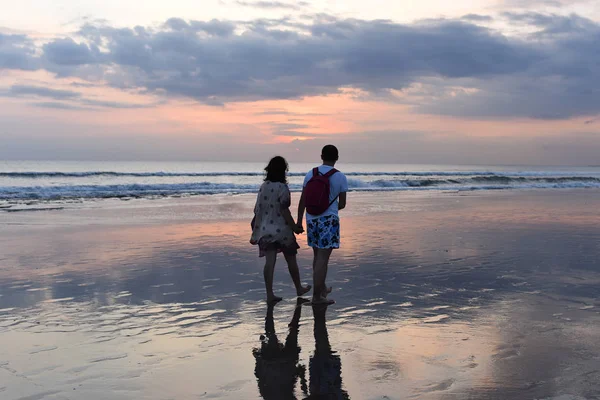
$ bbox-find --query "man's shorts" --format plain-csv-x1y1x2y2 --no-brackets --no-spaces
307,215,340,249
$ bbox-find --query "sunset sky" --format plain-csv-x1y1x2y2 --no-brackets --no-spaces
1,0,599,165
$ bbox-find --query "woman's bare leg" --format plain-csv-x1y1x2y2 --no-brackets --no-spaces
283,253,312,296
263,250,281,303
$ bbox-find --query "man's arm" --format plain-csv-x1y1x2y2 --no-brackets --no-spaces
297,189,306,228
338,192,347,210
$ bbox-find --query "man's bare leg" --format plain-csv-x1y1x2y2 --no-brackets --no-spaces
312,248,334,304
312,247,332,298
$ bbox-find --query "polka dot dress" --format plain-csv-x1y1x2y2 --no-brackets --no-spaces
250,181,299,256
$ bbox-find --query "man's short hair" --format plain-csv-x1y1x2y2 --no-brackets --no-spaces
321,145,339,162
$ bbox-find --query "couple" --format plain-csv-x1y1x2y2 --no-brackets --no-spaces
250,145,348,305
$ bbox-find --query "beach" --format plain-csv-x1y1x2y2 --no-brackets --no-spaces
1,189,600,400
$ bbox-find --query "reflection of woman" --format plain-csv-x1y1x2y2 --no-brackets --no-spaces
253,299,309,399
304,305,350,400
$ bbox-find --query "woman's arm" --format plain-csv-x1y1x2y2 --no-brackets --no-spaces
281,207,296,228
297,189,306,228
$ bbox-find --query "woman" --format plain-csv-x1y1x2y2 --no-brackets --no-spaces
251,156,312,303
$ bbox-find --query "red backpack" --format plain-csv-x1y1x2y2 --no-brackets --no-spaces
304,167,338,215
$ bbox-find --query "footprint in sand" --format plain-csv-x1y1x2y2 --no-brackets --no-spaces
492,343,521,361
29,346,58,355
421,378,455,393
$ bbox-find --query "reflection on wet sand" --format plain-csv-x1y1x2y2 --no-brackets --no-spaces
254,299,308,399
1,191,600,399
306,305,350,400
254,302,351,400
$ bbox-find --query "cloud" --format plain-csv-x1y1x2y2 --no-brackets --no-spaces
500,0,584,8
0,33,39,70
234,1,309,10
43,37,99,66
8,85,80,100
270,122,311,130
164,18,236,37
5,84,153,109
461,14,494,22
503,11,597,35
255,109,292,115
273,130,319,137
3,14,600,120
81,99,156,109
30,101,91,110
68,17,537,106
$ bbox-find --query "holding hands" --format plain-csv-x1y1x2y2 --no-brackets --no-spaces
293,223,304,235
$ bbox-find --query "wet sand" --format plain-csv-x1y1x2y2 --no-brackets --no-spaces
1,190,600,399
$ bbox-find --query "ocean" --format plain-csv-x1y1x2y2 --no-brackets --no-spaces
1,161,600,206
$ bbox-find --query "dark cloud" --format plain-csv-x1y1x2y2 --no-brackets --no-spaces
67,17,537,107
0,33,39,70
30,101,91,110
43,37,100,65
6,84,152,109
9,85,80,100
81,99,155,109
3,14,600,120
164,18,236,37
461,14,494,22
503,11,597,35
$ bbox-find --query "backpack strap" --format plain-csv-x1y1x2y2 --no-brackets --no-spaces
312,167,319,177
323,168,338,178
325,168,339,206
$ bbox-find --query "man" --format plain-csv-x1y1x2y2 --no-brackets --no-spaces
297,145,348,305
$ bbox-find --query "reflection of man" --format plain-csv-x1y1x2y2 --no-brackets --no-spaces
253,299,309,399
304,305,351,400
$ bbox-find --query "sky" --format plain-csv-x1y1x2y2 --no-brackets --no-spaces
1,0,600,165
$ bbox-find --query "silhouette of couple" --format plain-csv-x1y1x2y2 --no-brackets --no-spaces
250,145,348,305
253,301,350,400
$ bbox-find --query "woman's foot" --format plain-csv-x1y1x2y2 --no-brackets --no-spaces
267,295,282,304
296,285,312,297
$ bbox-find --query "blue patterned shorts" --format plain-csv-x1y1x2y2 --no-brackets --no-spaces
307,215,340,249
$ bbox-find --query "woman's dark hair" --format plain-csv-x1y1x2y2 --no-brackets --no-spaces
264,156,288,183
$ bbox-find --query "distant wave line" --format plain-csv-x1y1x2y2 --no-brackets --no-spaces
0,170,597,178
1,177,600,201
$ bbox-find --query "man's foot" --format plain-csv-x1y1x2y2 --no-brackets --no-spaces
310,295,335,306
323,286,333,298
296,297,311,306
267,295,283,304
296,285,312,297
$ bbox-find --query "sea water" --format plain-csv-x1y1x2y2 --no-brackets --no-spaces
1,160,599,204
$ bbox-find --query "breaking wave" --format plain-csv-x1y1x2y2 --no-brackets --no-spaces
1,175,599,202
